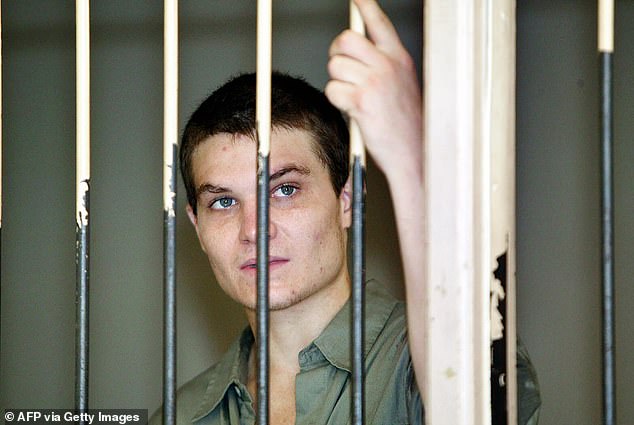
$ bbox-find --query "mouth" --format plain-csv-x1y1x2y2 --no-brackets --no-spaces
240,257,289,271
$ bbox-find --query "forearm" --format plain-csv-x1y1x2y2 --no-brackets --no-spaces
324,0,427,392
383,146,426,394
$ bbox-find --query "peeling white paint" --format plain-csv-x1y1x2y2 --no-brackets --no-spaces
164,190,176,218
163,155,177,216
349,121,366,166
76,180,89,227
163,0,178,216
76,0,90,229
490,268,505,341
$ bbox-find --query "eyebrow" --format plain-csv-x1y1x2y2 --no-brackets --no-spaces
195,164,311,198
195,183,229,198
270,164,311,182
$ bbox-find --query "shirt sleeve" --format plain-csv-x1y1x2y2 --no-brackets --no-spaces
404,338,540,425
406,354,424,425
517,338,541,425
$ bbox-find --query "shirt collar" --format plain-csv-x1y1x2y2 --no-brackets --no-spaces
192,327,254,422
191,280,400,421
311,280,400,372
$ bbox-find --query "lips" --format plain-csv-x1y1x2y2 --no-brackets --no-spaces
240,256,289,270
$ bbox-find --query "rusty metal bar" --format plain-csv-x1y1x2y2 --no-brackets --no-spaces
0,0,3,255
163,1,179,424
350,156,366,425
256,1,272,424
349,4,366,425
75,0,90,416
598,1,616,424
0,0,3,257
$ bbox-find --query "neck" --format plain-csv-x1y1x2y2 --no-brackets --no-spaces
245,277,351,374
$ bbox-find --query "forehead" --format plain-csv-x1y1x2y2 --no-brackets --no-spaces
190,128,327,186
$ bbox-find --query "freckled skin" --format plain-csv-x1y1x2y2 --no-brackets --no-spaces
186,128,352,312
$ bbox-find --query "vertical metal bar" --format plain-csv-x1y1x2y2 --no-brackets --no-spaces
351,157,365,425
0,0,3,258
163,1,178,424
256,1,272,424
75,0,90,416
349,5,365,425
598,1,616,424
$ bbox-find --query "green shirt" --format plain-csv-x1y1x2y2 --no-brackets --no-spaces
150,281,540,424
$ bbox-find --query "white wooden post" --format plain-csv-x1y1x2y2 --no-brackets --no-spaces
490,2,518,424
423,1,517,424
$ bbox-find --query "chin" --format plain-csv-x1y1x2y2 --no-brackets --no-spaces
268,297,302,311
225,275,323,312
241,287,311,312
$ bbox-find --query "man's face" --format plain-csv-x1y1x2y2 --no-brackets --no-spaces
187,128,351,311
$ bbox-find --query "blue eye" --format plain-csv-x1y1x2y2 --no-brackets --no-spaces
273,184,297,198
210,197,236,210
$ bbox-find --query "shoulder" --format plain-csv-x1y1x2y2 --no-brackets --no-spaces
149,328,252,425
148,363,224,425
365,280,408,355
363,281,423,424
517,339,542,425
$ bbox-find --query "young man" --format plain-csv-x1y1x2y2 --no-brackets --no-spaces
151,0,540,423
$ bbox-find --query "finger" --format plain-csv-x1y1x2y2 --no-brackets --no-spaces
329,29,386,68
354,0,402,52
324,79,358,114
328,54,370,86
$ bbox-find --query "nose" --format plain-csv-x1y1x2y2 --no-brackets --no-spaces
239,200,277,244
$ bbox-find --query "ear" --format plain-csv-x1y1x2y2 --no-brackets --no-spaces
339,176,352,229
186,204,207,253
186,204,198,226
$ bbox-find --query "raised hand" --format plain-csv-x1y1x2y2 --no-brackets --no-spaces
325,0,422,182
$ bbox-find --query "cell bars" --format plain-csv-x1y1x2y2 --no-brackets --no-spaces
0,0,3,253
256,3,366,424
62,1,621,425
349,4,367,425
255,0,272,423
163,1,179,425
599,1,616,425
73,3,179,422
75,0,90,415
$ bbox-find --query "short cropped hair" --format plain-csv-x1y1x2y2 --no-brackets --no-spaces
181,72,350,215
